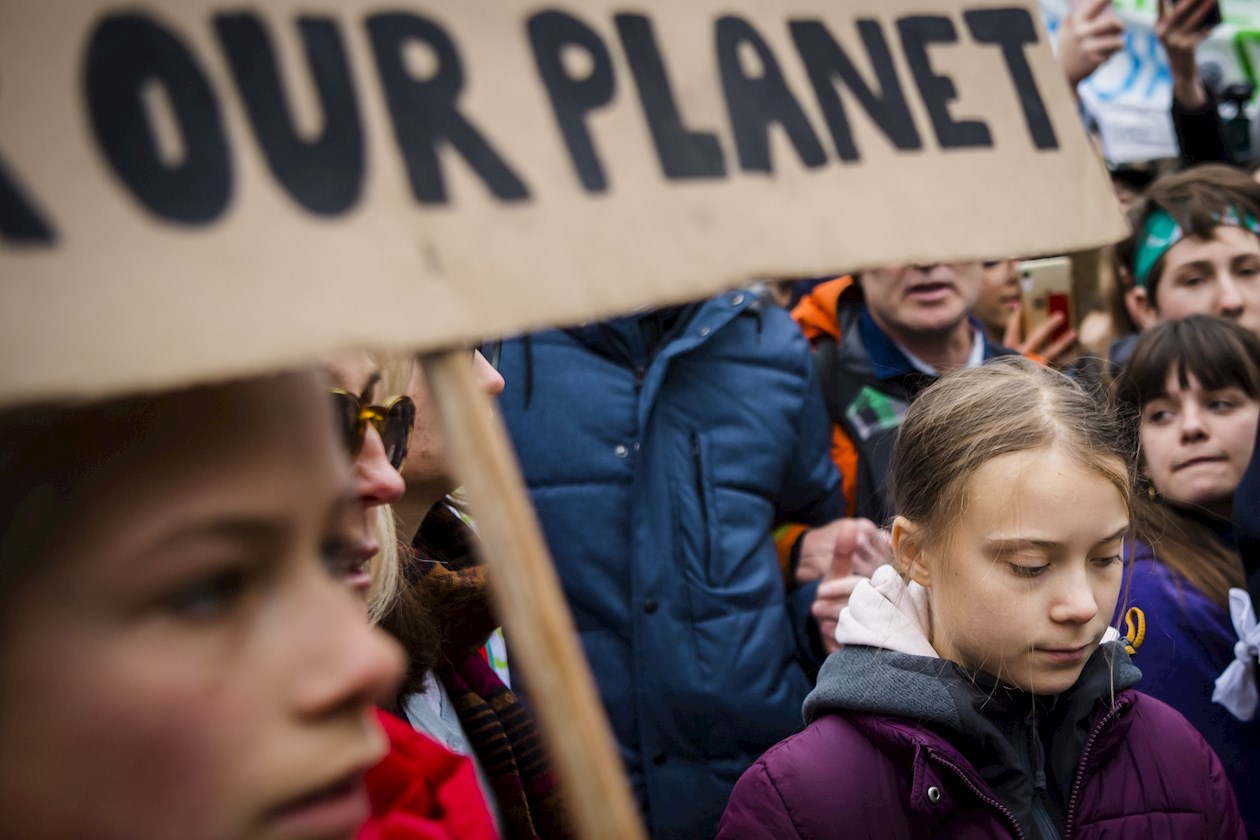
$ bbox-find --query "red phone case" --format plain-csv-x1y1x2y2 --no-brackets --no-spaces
1046,292,1071,342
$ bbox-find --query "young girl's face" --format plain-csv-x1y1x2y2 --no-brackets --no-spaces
1141,226,1260,336
0,374,404,840
1140,370,1260,517
900,446,1128,695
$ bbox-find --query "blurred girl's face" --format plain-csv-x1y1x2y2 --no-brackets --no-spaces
0,373,404,840
1140,370,1260,518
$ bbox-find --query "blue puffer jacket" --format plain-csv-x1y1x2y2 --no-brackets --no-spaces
497,291,846,839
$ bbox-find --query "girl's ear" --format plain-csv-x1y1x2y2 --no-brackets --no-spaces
1126,285,1159,330
891,516,931,588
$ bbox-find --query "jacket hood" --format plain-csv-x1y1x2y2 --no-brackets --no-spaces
806,566,1142,838
789,276,855,342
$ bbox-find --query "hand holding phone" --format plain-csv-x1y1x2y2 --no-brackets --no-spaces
1014,258,1079,365
1169,0,1222,33
1159,0,1220,110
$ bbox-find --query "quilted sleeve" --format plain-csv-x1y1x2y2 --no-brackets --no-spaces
716,758,804,840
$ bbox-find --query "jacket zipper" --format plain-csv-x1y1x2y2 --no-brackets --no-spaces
690,433,711,566
1063,700,1128,839
931,755,1025,839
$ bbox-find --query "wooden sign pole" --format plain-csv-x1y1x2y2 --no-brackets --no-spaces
421,349,647,840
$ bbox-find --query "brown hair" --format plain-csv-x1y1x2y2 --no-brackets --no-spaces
1113,315,1255,607
891,357,1136,550
1117,164,1260,299
0,398,155,622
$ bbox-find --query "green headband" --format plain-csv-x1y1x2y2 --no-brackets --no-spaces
1133,206,1260,290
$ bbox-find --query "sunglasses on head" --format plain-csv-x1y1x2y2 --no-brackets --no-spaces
330,389,416,471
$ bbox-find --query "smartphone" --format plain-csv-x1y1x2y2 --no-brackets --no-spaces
1018,257,1074,343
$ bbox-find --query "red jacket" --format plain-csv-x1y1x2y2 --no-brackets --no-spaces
359,710,498,840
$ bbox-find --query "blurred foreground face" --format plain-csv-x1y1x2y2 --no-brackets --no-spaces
0,373,404,840
862,262,983,339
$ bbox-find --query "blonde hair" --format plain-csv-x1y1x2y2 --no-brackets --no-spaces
365,506,403,625
363,351,419,626
891,357,1136,550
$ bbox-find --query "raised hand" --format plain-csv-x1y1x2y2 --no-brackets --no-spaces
1003,305,1079,368
1057,0,1126,89
1158,0,1220,109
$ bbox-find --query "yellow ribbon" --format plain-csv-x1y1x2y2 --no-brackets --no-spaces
1123,607,1146,656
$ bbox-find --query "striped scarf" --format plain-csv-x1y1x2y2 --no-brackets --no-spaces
409,501,573,840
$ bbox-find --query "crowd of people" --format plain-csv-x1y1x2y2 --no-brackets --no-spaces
4,1,1260,838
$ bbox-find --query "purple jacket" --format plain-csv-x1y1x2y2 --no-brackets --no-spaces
718,687,1242,839
1123,541,1260,837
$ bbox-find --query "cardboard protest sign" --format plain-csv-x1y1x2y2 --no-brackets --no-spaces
0,0,1126,408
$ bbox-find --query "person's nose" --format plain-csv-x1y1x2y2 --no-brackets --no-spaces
293,574,406,718
1179,400,1209,442
1048,566,1100,626
1217,274,1246,320
1001,259,1020,286
355,425,406,507
923,263,958,282
473,350,505,398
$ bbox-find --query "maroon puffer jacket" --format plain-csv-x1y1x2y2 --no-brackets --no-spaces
717,689,1243,839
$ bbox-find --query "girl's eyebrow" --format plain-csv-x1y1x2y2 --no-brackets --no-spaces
984,526,1128,553
1096,526,1129,546
984,537,1060,552
131,517,289,570
1173,260,1214,274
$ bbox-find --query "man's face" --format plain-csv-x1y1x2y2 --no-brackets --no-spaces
862,263,983,342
